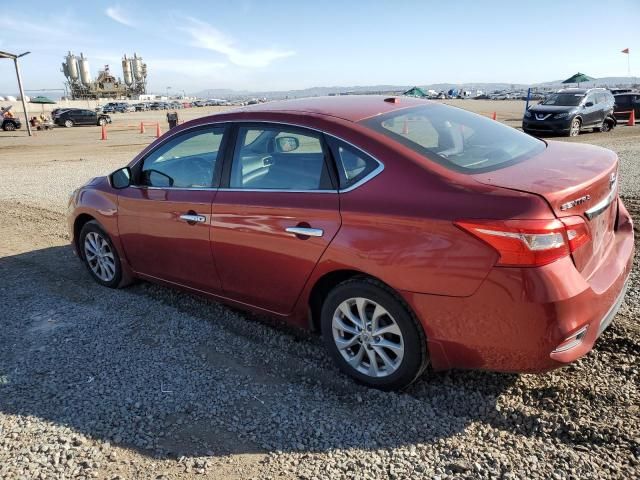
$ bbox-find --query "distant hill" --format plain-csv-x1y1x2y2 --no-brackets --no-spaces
193,77,639,100
5,77,637,101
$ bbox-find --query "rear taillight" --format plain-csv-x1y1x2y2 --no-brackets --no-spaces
455,217,591,267
559,216,590,252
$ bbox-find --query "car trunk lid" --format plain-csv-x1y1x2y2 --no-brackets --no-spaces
471,141,619,277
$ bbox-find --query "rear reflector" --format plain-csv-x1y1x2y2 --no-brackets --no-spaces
455,217,590,267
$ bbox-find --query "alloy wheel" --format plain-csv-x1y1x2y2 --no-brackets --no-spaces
332,297,405,377
84,232,116,282
570,118,580,136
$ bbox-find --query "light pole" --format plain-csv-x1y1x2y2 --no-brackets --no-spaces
166,86,171,99
0,50,32,136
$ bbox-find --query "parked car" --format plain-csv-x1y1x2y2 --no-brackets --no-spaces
523,88,616,137
134,103,149,112
67,96,633,390
613,92,639,124
101,102,120,114
149,102,169,110
115,103,135,113
1,115,21,131
54,108,111,127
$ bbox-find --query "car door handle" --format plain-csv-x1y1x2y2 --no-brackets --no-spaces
285,227,324,237
179,214,206,223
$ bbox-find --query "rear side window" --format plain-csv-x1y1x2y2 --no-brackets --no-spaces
230,126,333,190
361,104,545,173
326,138,380,189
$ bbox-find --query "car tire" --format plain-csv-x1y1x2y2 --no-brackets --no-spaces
595,118,612,133
79,220,123,288
568,117,581,137
321,277,428,390
98,118,107,126
3,122,16,131
64,119,74,128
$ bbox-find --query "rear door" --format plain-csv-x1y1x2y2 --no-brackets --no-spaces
118,125,228,292
211,123,341,314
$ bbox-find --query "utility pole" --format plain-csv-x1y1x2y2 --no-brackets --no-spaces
0,50,32,136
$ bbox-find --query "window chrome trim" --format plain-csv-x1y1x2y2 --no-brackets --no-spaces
218,188,338,193
129,119,385,194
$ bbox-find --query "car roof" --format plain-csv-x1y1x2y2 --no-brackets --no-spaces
233,95,432,122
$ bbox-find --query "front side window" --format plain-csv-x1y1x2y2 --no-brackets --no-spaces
616,95,632,107
140,127,224,188
362,104,545,173
230,126,333,190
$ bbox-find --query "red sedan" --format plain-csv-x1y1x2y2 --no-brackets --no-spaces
68,96,634,390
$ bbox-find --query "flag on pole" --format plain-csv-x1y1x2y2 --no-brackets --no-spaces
621,48,630,54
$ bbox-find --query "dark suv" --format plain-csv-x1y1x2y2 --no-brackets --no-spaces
53,109,112,128
1,116,21,131
523,88,616,136
614,92,639,124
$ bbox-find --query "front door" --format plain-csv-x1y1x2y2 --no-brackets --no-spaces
581,93,600,127
118,125,227,292
211,124,341,314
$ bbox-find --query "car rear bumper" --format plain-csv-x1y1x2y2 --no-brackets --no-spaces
401,197,635,373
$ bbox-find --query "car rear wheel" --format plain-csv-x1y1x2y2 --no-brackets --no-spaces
64,119,74,128
321,278,428,390
79,221,122,288
595,118,612,133
568,117,581,137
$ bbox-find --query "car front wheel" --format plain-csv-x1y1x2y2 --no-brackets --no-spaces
98,118,107,126
321,278,428,390
3,122,16,131
568,117,581,137
64,119,74,128
79,221,122,288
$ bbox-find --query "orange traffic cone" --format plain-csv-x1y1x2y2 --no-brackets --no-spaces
491,111,497,121
140,122,145,134
628,109,636,126
402,119,409,135
100,124,107,140
156,123,162,138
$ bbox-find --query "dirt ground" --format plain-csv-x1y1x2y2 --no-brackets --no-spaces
1,100,639,480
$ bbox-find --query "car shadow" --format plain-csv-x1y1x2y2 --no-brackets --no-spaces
0,245,584,460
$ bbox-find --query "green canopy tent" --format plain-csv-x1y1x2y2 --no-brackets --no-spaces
561,73,595,87
403,86,429,98
29,95,56,114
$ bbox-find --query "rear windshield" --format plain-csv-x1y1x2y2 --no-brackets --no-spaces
361,104,545,173
541,93,584,106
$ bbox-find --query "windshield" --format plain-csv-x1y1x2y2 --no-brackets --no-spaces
541,93,584,106
361,104,545,173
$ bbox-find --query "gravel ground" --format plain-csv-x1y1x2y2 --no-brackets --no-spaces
0,103,638,479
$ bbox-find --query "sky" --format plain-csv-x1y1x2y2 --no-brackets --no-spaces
0,0,639,95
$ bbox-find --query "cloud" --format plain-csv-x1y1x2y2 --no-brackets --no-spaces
105,6,134,27
180,18,294,68
149,58,227,76
0,14,77,38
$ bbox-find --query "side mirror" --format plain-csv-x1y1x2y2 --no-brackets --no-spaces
585,101,594,107
275,136,300,153
110,167,131,189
